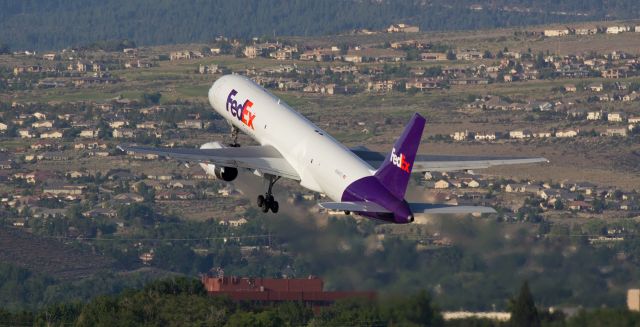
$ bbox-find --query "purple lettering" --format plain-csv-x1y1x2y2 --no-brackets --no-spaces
226,89,238,112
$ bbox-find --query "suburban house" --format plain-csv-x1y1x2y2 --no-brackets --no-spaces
109,120,128,128
79,129,100,138
367,80,396,93
505,184,528,193
606,26,631,34
608,112,626,122
66,170,89,178
452,131,470,141
555,130,578,138
509,130,532,139
198,64,219,74
136,121,159,129
346,48,406,62
534,132,552,138
421,52,447,61
18,128,36,139
113,193,145,204
405,79,440,91
387,23,419,33
474,132,497,141
83,208,117,218
575,27,598,35
274,48,296,60
434,180,450,189
170,51,194,60
32,120,54,128
113,128,135,138
40,130,63,139
37,152,69,161
623,92,639,102
606,128,628,137
602,68,627,79
456,49,483,61
43,184,86,196
568,201,593,211
544,29,570,37
588,83,604,92
177,120,204,129
587,111,603,120
125,60,153,69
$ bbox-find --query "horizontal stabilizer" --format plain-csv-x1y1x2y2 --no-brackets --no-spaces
409,203,497,215
412,157,548,172
351,148,548,172
319,201,391,213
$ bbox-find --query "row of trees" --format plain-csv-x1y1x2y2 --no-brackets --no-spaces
2,0,639,50
10,210,640,311
2,277,640,326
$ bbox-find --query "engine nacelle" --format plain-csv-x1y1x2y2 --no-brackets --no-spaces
199,142,238,182
214,166,238,182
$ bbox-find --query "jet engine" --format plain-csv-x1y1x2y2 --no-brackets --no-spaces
199,142,238,182
213,166,238,181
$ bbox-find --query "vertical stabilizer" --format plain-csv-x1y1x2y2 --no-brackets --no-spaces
374,113,425,199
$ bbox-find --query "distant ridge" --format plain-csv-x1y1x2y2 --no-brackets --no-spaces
1,0,640,50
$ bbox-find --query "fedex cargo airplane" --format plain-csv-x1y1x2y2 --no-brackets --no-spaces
119,74,547,224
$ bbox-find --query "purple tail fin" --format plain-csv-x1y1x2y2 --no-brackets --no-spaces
374,113,426,199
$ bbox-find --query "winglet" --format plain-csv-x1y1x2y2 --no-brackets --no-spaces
374,113,426,199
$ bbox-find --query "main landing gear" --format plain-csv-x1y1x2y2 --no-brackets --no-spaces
257,175,280,213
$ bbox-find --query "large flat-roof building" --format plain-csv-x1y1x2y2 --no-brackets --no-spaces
201,275,375,307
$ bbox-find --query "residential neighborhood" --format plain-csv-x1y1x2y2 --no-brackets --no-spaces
2,15,640,319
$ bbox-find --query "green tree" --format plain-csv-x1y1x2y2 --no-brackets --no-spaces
142,92,162,106
446,50,456,60
509,281,540,327
385,290,444,326
276,302,313,326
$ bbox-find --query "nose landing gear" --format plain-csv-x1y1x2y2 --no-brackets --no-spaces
228,126,240,147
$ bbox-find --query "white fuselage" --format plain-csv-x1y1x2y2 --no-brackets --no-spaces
208,74,374,202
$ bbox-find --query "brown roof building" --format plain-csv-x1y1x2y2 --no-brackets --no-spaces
201,275,375,307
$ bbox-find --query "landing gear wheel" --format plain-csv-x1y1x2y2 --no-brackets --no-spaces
258,175,281,214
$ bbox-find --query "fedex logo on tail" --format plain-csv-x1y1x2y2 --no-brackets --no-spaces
226,89,256,130
390,148,411,173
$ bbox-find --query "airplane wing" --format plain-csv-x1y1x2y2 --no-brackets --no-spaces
409,203,497,215
318,201,392,213
350,147,548,172
118,144,300,180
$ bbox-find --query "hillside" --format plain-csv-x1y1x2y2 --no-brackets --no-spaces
2,0,640,50
0,227,113,280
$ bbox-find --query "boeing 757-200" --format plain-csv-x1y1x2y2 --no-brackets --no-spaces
119,74,547,224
